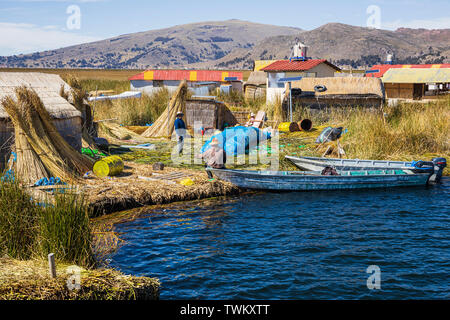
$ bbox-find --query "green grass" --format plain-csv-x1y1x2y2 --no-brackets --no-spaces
0,181,95,267
0,182,40,260
39,193,94,267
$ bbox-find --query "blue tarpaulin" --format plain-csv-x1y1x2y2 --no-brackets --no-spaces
201,126,271,156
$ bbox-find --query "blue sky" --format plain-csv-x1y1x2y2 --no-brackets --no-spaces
0,0,449,56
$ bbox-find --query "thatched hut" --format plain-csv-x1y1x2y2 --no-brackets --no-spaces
185,98,238,131
283,77,385,113
0,73,82,166
244,71,267,100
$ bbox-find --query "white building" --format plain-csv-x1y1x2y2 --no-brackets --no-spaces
261,59,341,104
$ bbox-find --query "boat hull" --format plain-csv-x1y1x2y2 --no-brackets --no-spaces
208,168,430,191
285,156,423,172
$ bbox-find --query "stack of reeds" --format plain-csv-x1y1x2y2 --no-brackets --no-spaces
142,80,188,138
1,86,93,185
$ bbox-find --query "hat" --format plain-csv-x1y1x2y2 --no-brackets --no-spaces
176,111,184,116
250,113,255,117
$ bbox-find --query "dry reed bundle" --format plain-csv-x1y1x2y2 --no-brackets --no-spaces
11,125,49,185
1,86,93,184
141,80,188,138
98,122,150,144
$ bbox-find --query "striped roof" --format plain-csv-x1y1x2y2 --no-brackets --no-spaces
366,64,450,78
261,59,340,72
129,70,243,82
381,68,450,84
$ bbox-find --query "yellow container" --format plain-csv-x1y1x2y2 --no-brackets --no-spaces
278,122,300,132
93,156,124,178
179,178,194,186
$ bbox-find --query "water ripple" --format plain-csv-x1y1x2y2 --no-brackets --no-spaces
110,179,450,299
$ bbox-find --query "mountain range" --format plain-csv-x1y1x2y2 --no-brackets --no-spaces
1,20,449,70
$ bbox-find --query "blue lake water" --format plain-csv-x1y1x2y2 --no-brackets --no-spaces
110,179,450,299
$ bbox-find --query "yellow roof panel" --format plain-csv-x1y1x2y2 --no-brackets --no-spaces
381,68,450,83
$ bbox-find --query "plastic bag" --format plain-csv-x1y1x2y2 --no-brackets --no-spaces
316,127,343,144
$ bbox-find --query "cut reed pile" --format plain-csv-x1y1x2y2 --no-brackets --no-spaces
98,122,151,144
1,86,93,185
142,80,188,138
0,257,160,300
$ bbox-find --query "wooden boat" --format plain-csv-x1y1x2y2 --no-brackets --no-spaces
207,168,432,191
285,156,446,183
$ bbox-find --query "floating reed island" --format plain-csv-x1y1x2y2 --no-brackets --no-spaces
0,74,162,300
85,162,240,217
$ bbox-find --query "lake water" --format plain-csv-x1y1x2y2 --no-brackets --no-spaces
110,179,449,299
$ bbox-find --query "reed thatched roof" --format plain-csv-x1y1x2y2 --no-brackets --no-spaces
244,71,267,87
287,77,385,99
0,72,81,119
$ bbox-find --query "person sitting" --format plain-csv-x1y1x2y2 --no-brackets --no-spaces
198,138,226,169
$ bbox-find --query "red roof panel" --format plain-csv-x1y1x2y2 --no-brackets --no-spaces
261,59,340,72
128,70,243,82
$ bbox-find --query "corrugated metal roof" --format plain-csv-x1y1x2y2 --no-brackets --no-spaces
129,70,243,82
366,64,450,78
381,68,450,83
261,59,340,72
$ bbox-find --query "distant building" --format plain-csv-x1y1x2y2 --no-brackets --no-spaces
261,59,341,103
283,77,385,113
366,64,450,78
129,70,243,96
381,68,450,100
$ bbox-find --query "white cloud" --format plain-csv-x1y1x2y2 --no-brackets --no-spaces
0,22,101,56
382,16,450,30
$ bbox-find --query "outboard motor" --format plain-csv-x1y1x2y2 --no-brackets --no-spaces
429,158,447,183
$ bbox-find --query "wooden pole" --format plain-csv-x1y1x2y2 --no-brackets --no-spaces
48,253,57,278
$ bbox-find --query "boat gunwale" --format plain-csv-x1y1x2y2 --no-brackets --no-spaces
207,168,431,179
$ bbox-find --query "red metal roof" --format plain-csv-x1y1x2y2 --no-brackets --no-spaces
129,70,243,82
261,59,340,72
366,64,450,78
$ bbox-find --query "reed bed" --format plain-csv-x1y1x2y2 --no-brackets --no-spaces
93,88,170,126
326,98,450,161
0,181,94,267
